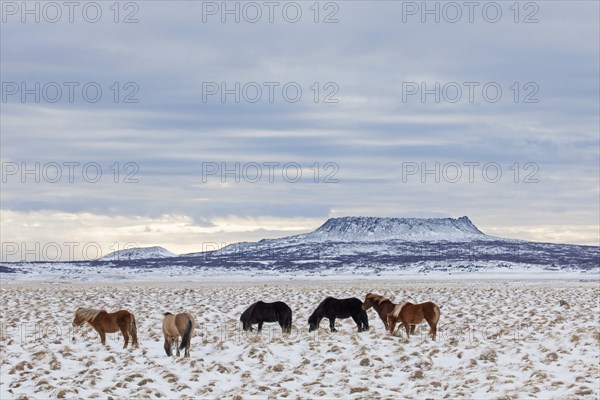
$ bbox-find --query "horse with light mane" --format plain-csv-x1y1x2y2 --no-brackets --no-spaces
388,299,440,340
362,293,402,331
162,312,196,357
72,308,138,348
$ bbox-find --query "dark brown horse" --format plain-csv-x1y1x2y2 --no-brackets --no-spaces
362,293,410,332
240,301,292,334
308,297,368,333
162,312,196,357
73,308,138,348
387,300,440,341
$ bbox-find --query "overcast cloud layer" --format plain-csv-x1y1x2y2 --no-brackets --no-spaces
1,1,599,261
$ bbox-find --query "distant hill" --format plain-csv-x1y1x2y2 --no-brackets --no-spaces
2,216,598,281
98,246,176,261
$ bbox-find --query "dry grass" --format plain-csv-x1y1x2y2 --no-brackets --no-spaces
1,281,598,399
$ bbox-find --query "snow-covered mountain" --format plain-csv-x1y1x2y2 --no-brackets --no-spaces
1,216,598,281
308,216,486,241
207,216,596,274
98,246,176,261
215,216,495,255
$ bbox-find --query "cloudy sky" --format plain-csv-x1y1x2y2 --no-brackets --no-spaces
1,1,598,261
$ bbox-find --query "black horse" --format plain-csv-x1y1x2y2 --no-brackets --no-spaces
308,297,369,332
240,301,292,334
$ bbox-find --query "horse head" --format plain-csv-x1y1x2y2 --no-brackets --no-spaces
308,314,321,332
242,321,253,332
362,294,375,310
72,308,85,326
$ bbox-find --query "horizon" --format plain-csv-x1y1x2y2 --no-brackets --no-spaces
3,214,598,263
97,214,600,257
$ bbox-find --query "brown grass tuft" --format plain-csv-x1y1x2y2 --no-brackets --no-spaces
479,349,497,362
575,388,594,396
138,378,154,386
271,363,284,372
409,370,424,380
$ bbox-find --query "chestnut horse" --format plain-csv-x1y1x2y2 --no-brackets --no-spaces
73,308,138,348
362,293,416,334
387,300,440,341
162,312,196,357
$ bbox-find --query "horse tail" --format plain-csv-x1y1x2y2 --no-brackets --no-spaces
283,309,292,333
129,313,138,345
179,319,193,351
433,303,441,324
129,313,137,334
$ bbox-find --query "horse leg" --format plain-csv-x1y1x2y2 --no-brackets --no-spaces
410,324,416,334
351,314,362,332
257,322,263,332
187,328,193,357
131,330,138,347
361,311,369,331
426,318,437,341
402,321,411,340
175,336,180,357
329,318,337,332
120,327,130,349
164,338,172,356
387,315,396,335
99,331,106,346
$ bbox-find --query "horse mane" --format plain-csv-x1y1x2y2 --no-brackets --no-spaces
75,308,104,322
309,298,329,323
365,293,391,305
391,301,409,318
163,312,173,316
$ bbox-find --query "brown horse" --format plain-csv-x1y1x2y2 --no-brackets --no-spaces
362,293,413,333
73,308,138,348
162,312,196,357
387,300,440,341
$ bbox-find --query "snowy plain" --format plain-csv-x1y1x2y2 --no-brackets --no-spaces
1,279,598,399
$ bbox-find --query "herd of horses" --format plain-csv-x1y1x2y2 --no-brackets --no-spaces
72,293,440,357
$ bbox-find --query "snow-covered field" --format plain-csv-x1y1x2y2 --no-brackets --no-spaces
1,280,598,399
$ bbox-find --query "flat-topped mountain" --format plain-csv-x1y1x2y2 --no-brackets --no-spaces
305,216,486,241
215,216,494,255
